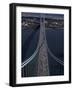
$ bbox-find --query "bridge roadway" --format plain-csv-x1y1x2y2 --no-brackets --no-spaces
37,15,49,76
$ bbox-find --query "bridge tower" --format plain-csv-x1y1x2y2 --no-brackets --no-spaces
37,14,50,76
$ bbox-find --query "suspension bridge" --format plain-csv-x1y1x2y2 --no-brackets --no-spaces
21,14,64,77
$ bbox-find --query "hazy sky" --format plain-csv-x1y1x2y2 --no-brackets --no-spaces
22,12,64,20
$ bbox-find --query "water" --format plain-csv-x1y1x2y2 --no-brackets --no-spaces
22,29,39,62
22,28,64,77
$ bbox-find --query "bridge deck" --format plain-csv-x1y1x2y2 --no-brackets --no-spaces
37,15,49,76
